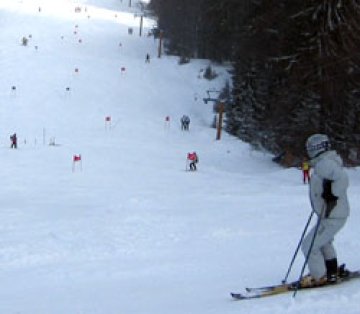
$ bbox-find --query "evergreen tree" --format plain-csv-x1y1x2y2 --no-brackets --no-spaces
148,0,360,165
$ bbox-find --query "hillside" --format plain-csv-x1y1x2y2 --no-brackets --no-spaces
0,1,360,313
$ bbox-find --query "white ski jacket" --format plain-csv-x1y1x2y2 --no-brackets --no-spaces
309,150,349,219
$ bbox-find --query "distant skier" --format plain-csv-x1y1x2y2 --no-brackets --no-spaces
10,133,17,149
187,152,198,171
180,115,190,131
21,36,28,46
301,134,350,285
164,115,170,129
145,53,150,63
302,157,310,184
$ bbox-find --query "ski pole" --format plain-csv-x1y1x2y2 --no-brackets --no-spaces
292,206,324,298
282,211,314,283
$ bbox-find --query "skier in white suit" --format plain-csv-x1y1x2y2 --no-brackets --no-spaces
301,134,350,284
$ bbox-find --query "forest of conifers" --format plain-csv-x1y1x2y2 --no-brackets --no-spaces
148,0,360,166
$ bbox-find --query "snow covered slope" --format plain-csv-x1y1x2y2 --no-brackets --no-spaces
0,1,360,313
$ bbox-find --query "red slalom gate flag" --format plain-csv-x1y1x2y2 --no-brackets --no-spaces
72,154,82,172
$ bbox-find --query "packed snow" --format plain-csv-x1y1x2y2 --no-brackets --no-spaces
0,0,360,313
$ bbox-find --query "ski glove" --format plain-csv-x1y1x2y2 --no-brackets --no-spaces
322,179,338,218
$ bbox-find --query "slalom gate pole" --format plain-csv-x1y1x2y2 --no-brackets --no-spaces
293,206,325,298
111,118,121,130
282,211,314,283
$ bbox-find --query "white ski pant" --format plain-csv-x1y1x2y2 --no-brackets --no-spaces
301,218,347,279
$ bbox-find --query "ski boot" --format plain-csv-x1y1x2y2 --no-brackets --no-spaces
326,258,338,284
338,264,350,279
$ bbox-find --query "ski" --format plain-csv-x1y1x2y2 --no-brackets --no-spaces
231,270,360,301
232,282,295,300
245,278,300,293
246,268,360,293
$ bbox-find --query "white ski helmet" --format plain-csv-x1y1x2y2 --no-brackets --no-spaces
306,134,331,159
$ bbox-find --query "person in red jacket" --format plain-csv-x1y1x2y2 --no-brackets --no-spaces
187,152,199,171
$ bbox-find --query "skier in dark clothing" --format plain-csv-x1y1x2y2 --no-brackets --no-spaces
10,133,17,149
181,115,190,130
